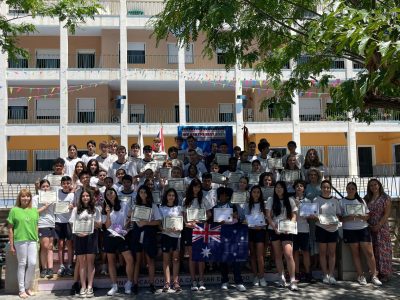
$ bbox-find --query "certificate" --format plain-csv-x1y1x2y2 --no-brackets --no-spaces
159,167,171,178
163,216,183,231
54,201,70,214
261,187,274,200
211,172,226,184
73,218,94,234
299,202,319,217
213,208,233,223
240,162,252,174
246,213,266,227
119,195,131,203
46,175,63,187
345,204,365,216
231,192,247,204
318,214,339,225
152,191,161,205
153,153,167,161
268,158,283,169
278,220,298,234
186,208,206,221
281,170,301,182
228,172,242,184
168,179,185,192
177,151,186,161
248,173,260,185
39,190,57,204
131,206,152,221
141,161,158,172
215,153,230,166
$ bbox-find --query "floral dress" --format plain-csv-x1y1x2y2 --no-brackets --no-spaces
367,194,392,277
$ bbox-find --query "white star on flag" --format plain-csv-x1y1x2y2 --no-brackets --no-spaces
201,246,212,258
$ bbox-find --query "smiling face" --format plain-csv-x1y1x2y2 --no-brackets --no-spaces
251,187,261,202
139,188,148,203
105,189,117,204
81,191,91,206
40,181,50,191
275,183,284,198
263,175,273,187
321,182,331,197
295,183,305,196
53,163,64,175
20,194,31,208
239,178,248,191
346,183,357,198
368,180,381,195
87,143,96,155
68,146,77,159
167,191,176,206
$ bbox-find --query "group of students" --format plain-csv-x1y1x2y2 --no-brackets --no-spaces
7,137,393,299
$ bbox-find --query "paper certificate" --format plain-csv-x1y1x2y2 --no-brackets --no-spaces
228,172,242,184
278,220,298,234
177,151,186,161
281,170,301,182
211,172,226,184
73,218,94,234
248,173,260,185
46,175,63,188
240,162,252,174
131,206,152,222
261,187,274,200
163,216,183,231
168,179,185,192
153,153,167,161
213,208,233,223
215,153,230,166
186,208,206,221
152,191,161,204
231,192,248,204
54,201,70,214
299,203,319,217
345,204,365,216
119,196,131,203
159,167,171,179
141,162,158,173
318,214,339,225
268,158,283,169
246,213,266,227
39,190,57,204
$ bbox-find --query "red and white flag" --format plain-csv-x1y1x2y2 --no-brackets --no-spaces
157,125,165,152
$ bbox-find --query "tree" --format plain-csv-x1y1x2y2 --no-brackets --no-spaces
152,0,400,122
1,0,101,58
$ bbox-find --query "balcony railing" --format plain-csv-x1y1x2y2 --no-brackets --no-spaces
7,109,60,124
243,108,292,122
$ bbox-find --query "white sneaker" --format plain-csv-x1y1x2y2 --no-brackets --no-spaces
322,274,330,284
253,277,259,286
124,281,132,294
221,282,229,290
371,276,382,286
191,281,198,291
259,277,267,287
278,278,287,287
289,281,299,291
198,281,206,291
357,275,367,285
329,275,337,285
236,284,246,292
107,284,118,296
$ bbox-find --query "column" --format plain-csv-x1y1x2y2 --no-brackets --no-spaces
234,63,244,148
59,22,68,158
347,113,358,176
119,0,128,147
291,91,301,149
178,44,186,125
0,36,8,182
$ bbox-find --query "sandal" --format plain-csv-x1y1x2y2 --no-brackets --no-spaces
173,281,182,293
18,292,29,299
162,282,170,292
25,290,36,296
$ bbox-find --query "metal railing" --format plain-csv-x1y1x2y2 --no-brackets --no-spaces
243,108,292,122
7,109,60,124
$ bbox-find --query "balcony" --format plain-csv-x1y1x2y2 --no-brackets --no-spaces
7,109,60,124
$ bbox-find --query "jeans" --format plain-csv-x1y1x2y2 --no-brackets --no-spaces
15,241,37,292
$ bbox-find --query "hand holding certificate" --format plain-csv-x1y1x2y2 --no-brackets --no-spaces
268,158,283,169
246,213,266,227
277,219,297,234
39,190,57,204
131,206,152,222
163,216,183,231
231,192,247,204
318,214,339,225
168,179,185,192
46,175,63,188
73,218,94,235
215,153,230,166
213,208,233,223
211,172,226,184
344,204,365,216
54,201,70,214
186,208,206,222
159,167,171,179
152,191,161,205
299,203,319,217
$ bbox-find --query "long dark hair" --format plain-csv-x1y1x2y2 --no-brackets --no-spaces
87,159,100,176
162,188,179,207
346,182,363,203
77,188,95,215
135,185,153,208
364,178,387,203
272,181,293,219
102,187,121,214
249,185,265,213
304,148,323,169
284,154,300,170
184,178,203,208
259,172,275,187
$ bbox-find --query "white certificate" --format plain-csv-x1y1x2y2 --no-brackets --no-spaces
345,204,365,216
240,162,252,174
186,208,206,221
213,208,233,223
299,202,319,217
46,175,63,188
281,170,301,182
141,161,158,173
153,153,167,161
278,220,298,234
211,172,226,184
168,179,185,192
246,213,266,227
119,195,131,203
73,218,94,234
318,214,339,225
261,187,274,200
231,192,247,204
215,153,230,166
268,158,283,169
131,206,152,221
228,172,242,184
54,201,70,214
152,191,161,204
248,173,260,185
177,151,186,161
163,216,183,231
159,167,172,178
39,190,58,204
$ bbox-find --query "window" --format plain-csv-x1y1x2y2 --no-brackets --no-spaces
36,49,60,68
7,150,28,171
297,55,311,65
219,104,234,122
168,44,194,64
353,62,364,70
77,50,95,68
129,104,145,123
283,61,291,69
35,99,60,120
77,98,95,123
127,43,145,64
331,58,345,69
217,49,226,65
174,105,190,123
8,56,28,68
8,6,28,14
8,99,28,120
34,150,58,171
299,98,321,121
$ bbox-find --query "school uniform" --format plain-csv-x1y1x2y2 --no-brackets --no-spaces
64,157,82,177
182,198,207,246
32,195,56,238
291,196,311,251
244,202,267,244
102,202,130,254
340,198,371,243
159,205,183,252
55,190,74,241
314,196,341,243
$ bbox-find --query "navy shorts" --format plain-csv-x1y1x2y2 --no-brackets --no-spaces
343,227,371,244
103,232,130,254
55,222,73,240
248,228,266,243
315,226,338,243
130,225,159,258
39,227,56,238
182,227,193,247
161,234,180,253
74,230,99,255
293,232,310,251
268,229,293,242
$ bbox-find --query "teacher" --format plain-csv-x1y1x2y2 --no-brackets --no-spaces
7,189,39,299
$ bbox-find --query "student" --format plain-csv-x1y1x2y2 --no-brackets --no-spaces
64,144,82,177
81,140,99,165
108,145,129,183
113,168,127,191
91,169,107,193
55,176,75,277
223,157,243,191
102,188,134,296
109,140,119,161
341,182,382,286
69,189,102,298
281,141,304,169
96,141,114,171
245,185,267,287
257,140,271,172
44,157,65,186
87,158,100,178
314,180,341,285
158,188,183,293
72,161,87,189
266,181,298,291
247,142,258,162
184,164,199,186
130,185,162,294
184,149,207,177
281,154,305,194
118,175,137,209
302,148,329,180
202,172,217,210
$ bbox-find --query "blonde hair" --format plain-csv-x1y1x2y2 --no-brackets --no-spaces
16,189,33,208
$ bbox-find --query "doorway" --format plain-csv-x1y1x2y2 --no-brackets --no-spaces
358,146,373,177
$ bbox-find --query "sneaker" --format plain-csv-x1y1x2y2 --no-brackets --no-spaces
236,284,246,292
259,277,267,287
86,287,94,298
198,281,206,291
40,269,47,278
357,275,367,285
221,282,229,290
133,284,139,295
289,281,299,291
107,284,118,296
329,276,337,285
322,274,330,284
162,283,170,293
253,277,259,286
70,282,80,296
65,267,74,276
149,284,156,294
124,281,132,294
46,269,54,279
278,278,287,288
371,276,382,286
57,265,66,277
79,288,87,298
191,281,198,291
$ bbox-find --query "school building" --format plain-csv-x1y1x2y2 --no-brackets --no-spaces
1,0,400,182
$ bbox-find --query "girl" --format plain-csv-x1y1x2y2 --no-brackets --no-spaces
341,182,382,286
266,181,298,291
184,164,199,186
69,189,102,298
7,189,39,299
73,161,87,189
280,154,304,194
314,180,341,285
245,185,267,287
131,185,162,294
102,188,134,296
302,149,329,180
64,144,82,177
158,188,183,293
87,158,100,178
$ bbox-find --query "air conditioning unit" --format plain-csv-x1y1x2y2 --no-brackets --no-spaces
111,115,120,123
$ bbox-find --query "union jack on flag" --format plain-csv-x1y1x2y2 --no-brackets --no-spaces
192,223,221,244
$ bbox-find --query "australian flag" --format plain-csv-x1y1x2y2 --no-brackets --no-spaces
192,222,248,262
